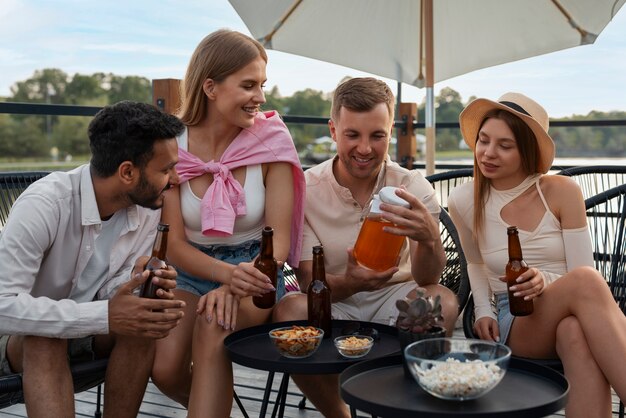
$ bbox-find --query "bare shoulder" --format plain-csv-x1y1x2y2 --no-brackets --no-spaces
539,175,585,214
539,174,583,196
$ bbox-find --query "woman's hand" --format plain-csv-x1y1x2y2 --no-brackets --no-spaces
499,268,546,301
230,261,276,298
474,317,501,342
196,285,239,331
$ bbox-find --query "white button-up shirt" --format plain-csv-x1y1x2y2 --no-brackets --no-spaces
0,165,160,338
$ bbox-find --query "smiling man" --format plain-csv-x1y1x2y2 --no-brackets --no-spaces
272,77,459,418
0,101,187,418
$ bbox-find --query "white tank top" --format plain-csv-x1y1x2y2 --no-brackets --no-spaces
177,128,266,245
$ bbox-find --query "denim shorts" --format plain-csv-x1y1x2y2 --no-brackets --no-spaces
496,293,515,344
175,239,285,300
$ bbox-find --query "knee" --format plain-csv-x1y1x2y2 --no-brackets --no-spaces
193,316,226,347
568,266,610,299
272,293,307,322
22,336,68,370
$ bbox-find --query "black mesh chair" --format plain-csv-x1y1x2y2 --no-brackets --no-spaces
425,168,474,210
557,165,626,200
462,183,626,418
0,171,108,417
0,171,50,232
585,183,626,418
439,207,470,314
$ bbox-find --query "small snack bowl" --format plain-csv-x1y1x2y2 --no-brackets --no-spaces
334,335,374,359
404,337,511,401
269,325,324,359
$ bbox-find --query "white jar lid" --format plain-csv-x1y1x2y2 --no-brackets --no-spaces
378,186,410,208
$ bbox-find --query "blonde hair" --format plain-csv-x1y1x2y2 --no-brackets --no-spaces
472,109,540,233
331,77,395,122
178,29,268,125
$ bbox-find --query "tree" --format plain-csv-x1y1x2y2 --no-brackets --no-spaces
263,86,284,113
107,75,152,104
65,73,107,104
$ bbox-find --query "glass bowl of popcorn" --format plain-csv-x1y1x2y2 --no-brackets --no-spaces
269,325,324,359
334,335,374,358
404,337,511,401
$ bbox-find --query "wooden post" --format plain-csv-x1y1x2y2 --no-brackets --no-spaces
396,102,418,169
152,79,181,115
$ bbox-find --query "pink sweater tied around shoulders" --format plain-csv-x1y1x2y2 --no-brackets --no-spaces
175,111,305,267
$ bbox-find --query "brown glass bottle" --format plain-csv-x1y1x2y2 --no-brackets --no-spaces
253,226,277,309
307,245,332,338
505,226,534,316
140,223,169,299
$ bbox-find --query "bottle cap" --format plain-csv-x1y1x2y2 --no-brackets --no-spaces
378,186,410,208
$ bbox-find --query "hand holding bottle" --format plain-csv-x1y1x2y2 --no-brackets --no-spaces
230,261,276,298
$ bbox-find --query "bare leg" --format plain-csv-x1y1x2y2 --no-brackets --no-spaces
101,335,154,418
508,266,626,401
555,316,611,418
151,289,198,407
289,374,350,418
273,294,350,418
187,297,272,418
19,336,74,418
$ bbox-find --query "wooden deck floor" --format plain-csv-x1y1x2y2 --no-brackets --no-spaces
2,324,623,417
2,363,623,417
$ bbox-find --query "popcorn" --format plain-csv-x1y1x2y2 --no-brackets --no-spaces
415,358,503,398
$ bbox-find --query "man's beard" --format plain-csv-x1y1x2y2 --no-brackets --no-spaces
128,173,168,210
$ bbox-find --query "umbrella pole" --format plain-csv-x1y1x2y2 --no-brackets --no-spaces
424,0,435,175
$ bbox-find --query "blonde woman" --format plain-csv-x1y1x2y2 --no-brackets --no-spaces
151,29,305,417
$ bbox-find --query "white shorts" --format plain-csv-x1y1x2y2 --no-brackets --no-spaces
332,282,418,326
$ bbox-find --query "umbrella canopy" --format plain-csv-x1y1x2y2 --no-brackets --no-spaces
229,0,625,173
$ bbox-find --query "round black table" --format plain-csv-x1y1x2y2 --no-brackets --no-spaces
224,320,399,417
340,354,569,418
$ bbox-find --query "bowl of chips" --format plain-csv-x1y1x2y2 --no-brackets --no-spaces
334,335,374,358
269,325,324,359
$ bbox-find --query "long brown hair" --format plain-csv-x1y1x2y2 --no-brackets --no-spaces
472,109,540,234
178,29,268,125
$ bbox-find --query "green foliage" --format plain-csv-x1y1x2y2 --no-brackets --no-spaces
1,70,625,162
2,68,153,159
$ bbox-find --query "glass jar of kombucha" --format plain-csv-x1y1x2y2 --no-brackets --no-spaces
353,186,409,271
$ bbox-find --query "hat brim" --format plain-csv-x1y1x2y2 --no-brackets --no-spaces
459,98,555,173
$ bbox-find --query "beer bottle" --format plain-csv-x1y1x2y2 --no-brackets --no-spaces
140,223,169,299
505,226,534,316
353,186,409,271
253,226,277,309
307,245,332,338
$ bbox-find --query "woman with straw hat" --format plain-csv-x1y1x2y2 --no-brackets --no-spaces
448,92,626,417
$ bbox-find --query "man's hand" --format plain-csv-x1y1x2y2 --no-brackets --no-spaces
343,248,398,293
379,187,439,243
131,256,178,300
108,271,185,339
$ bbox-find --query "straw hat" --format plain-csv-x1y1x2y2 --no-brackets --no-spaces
459,92,555,173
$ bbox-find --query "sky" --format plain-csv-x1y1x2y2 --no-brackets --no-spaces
1,0,625,118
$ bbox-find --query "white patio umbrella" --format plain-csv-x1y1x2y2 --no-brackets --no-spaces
228,0,625,174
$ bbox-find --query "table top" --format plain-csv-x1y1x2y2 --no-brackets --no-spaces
340,354,569,418
224,320,399,374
